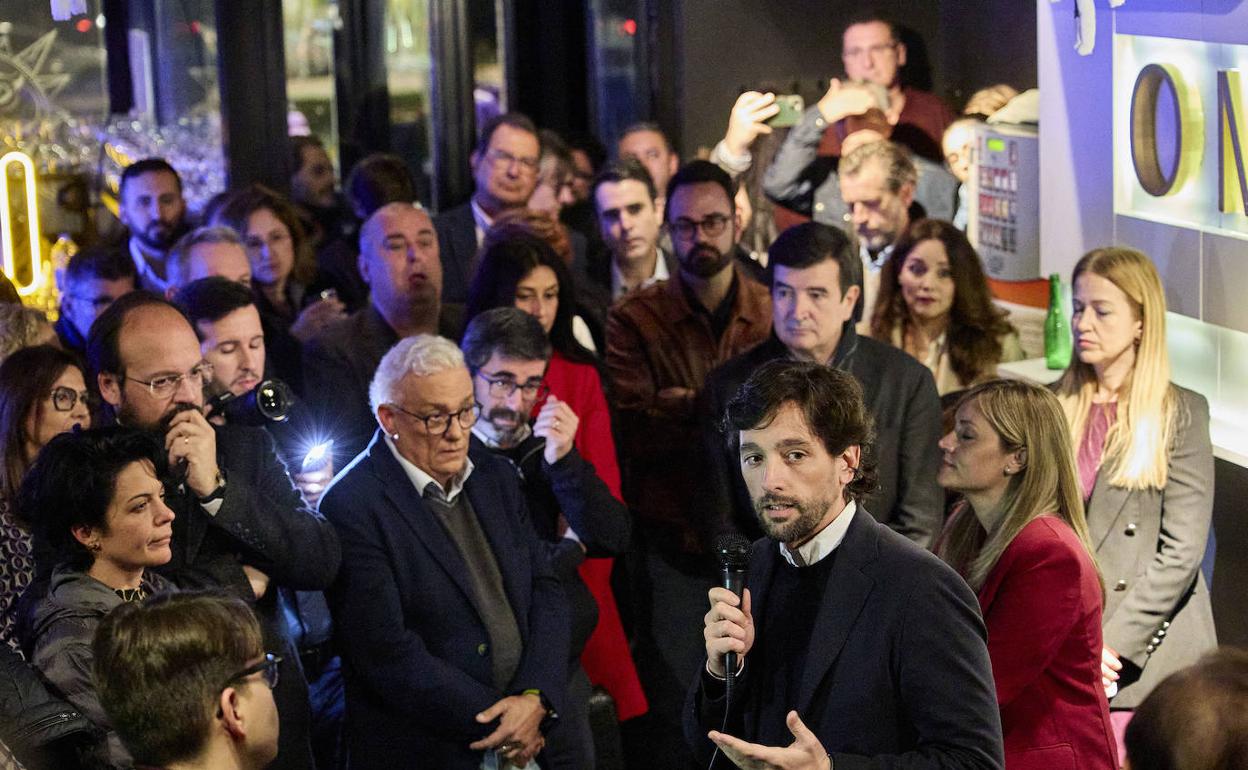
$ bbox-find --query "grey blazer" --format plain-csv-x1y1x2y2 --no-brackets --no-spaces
1087,386,1217,708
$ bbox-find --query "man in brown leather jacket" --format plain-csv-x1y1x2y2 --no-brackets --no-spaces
605,159,771,770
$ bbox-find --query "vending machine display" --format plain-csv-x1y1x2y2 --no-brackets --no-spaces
967,124,1039,281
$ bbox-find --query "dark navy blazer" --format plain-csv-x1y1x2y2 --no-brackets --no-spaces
321,431,570,769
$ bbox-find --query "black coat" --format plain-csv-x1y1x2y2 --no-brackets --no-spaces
0,644,102,770
320,434,571,769
700,325,944,549
685,509,1003,769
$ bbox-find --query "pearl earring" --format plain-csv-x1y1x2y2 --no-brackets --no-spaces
392,433,400,440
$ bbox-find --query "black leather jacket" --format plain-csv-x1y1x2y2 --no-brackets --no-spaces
0,645,104,770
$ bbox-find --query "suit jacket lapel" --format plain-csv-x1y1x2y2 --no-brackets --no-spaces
795,511,877,713
371,435,480,610
1087,474,1131,549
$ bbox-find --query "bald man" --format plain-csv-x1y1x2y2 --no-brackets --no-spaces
303,203,466,463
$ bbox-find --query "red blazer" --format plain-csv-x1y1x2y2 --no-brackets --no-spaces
978,515,1117,770
536,350,648,719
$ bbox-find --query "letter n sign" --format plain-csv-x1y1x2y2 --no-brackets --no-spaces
1219,70,1248,215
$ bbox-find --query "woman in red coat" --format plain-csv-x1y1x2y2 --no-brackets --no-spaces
937,379,1116,770
466,222,648,720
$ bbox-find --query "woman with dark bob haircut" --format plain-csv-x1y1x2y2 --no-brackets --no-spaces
463,233,649,721
0,345,91,651
19,426,176,768
870,218,1023,395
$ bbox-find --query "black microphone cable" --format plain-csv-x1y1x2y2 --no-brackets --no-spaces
707,534,751,770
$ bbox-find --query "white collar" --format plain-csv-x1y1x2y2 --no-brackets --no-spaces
470,420,532,449
778,500,857,567
860,242,894,272
469,198,494,246
384,434,475,503
129,237,170,293
610,247,669,300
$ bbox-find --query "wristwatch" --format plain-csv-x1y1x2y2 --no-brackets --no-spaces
521,688,559,731
197,471,227,504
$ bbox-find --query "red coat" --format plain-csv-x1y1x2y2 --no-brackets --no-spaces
536,350,648,719
977,515,1117,770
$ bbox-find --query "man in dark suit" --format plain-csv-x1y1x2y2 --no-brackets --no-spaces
304,202,464,465
688,360,1002,769
701,221,943,549
86,291,341,770
588,157,675,302
434,113,544,304
319,334,569,769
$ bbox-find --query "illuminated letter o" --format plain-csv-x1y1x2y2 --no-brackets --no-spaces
1131,63,1199,197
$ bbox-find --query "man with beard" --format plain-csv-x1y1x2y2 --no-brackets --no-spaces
304,202,464,464
83,291,342,770
606,160,771,769
115,159,191,294
700,222,942,550
435,113,543,304
686,360,1002,770
462,307,631,769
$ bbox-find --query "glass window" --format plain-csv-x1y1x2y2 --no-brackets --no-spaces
385,0,432,203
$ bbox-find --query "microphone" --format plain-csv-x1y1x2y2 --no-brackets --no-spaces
714,534,751,687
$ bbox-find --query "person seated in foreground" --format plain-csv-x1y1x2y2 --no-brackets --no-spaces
93,592,280,770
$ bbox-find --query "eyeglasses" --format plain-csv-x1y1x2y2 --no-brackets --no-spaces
668,213,730,241
477,372,549,401
842,42,897,60
388,402,480,436
485,148,541,174
49,386,95,412
126,363,215,399
224,652,282,691
243,230,292,253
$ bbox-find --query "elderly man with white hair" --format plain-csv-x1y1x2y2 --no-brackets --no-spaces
319,334,572,770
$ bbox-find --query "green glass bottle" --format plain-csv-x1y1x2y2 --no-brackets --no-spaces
1044,273,1072,370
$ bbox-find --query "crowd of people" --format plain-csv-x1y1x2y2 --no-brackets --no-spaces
0,9,1231,770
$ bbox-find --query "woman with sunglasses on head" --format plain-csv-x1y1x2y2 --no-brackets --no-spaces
936,379,1116,769
1053,247,1216,750
465,233,649,723
20,426,176,768
0,346,92,651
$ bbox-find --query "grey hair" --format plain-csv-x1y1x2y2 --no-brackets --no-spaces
839,139,918,193
369,335,466,417
167,226,244,289
0,304,52,364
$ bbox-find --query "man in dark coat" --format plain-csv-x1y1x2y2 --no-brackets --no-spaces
701,222,943,549
688,360,1002,769
320,334,570,770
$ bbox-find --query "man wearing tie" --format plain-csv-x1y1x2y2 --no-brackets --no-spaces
688,360,1002,769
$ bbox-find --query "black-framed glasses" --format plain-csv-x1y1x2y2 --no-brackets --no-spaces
668,213,730,241
225,652,282,690
125,363,215,399
49,386,95,412
476,371,549,401
388,402,480,436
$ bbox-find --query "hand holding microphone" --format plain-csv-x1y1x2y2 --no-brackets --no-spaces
705,534,754,679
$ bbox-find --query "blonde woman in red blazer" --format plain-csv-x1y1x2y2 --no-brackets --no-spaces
938,379,1116,770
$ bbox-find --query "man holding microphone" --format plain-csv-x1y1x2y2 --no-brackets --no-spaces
688,360,1002,769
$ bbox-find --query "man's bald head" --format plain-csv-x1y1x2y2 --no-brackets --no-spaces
359,203,442,322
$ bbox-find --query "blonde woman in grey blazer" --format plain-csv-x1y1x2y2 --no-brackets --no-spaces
1053,247,1216,715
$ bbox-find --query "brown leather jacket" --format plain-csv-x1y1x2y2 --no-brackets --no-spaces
606,264,771,552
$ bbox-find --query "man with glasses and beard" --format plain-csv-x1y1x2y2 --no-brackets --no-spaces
78,291,341,770
462,307,630,769
112,159,192,294
605,160,771,769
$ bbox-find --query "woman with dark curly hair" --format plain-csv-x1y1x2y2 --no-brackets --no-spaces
870,218,1023,395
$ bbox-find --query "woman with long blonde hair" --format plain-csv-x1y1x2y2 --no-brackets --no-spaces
1053,247,1215,742
937,379,1116,769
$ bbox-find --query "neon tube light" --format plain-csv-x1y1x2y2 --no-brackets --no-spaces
0,151,44,297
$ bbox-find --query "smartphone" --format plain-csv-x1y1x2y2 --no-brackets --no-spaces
766,94,805,128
